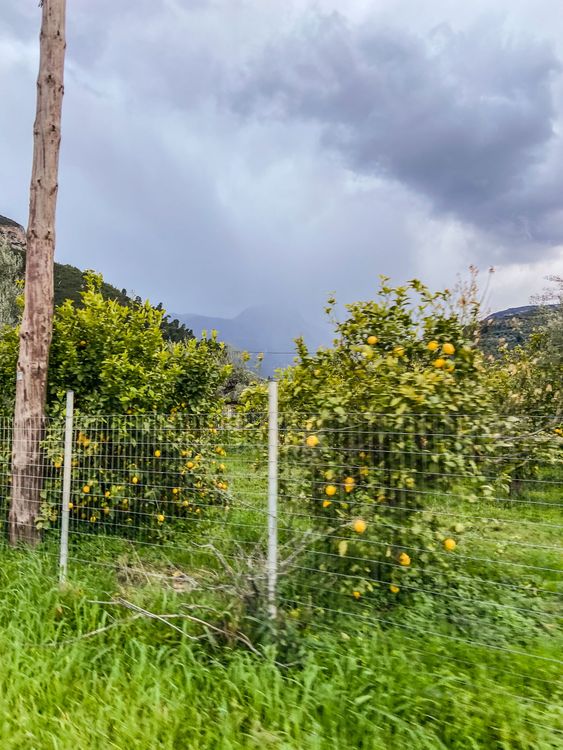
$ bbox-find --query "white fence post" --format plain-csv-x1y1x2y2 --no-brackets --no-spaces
59,390,74,584
267,379,278,620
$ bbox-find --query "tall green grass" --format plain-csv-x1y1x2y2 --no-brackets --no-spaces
0,547,560,749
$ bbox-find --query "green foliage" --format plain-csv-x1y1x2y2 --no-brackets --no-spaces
39,414,230,534
54,264,194,342
0,548,559,749
0,271,226,416
221,346,261,403
0,239,23,327
0,272,231,531
241,279,514,601
53,262,131,308
479,306,549,356
487,278,563,417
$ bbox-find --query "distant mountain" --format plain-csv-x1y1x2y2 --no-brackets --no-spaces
480,305,552,355
0,214,21,228
4,214,551,366
177,302,555,373
486,305,545,320
173,305,329,375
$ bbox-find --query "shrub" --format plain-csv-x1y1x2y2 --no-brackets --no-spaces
241,279,506,602
0,273,231,532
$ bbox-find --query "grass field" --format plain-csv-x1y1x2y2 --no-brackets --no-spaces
0,545,560,750
0,452,561,748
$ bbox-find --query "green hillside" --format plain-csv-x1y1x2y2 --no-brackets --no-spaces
53,262,129,307
53,261,194,342
0,216,193,342
479,305,553,356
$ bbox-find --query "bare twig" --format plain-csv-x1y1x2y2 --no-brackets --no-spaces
39,614,144,647
94,597,262,655
113,597,198,638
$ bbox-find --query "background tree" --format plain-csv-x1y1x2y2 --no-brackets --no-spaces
0,240,23,328
10,0,66,544
533,275,563,371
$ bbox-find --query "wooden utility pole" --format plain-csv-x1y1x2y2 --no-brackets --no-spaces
10,0,67,544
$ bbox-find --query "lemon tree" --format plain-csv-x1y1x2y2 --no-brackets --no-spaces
0,272,231,532
242,278,496,601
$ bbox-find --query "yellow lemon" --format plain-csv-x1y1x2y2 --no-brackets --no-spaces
157,514,165,523
427,340,439,352
442,342,455,355
89,515,97,523
393,345,405,357
182,500,189,507
325,485,337,497
398,552,411,566
390,584,400,594
68,502,73,510
132,476,139,484
352,519,367,534
187,461,194,470
444,538,457,552
306,435,320,448
154,449,161,458
82,485,90,494
344,476,355,493
352,591,361,599
172,487,179,495
367,335,378,345
433,358,446,369
322,500,332,508
104,490,111,498
54,461,62,469
103,506,110,515
181,449,188,457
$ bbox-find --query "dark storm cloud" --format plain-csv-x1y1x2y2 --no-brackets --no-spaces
1,0,562,321
230,13,563,249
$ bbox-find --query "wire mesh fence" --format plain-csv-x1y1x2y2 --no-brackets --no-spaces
0,414,64,550
0,392,561,731
63,407,270,588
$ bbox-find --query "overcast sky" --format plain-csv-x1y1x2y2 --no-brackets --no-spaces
1,0,563,320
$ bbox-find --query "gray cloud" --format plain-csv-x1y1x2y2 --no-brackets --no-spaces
1,1,562,325
230,13,563,251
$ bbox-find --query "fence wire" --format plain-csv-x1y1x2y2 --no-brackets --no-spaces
0,404,561,735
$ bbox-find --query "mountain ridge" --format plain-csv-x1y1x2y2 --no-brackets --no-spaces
173,305,329,375
3,213,549,366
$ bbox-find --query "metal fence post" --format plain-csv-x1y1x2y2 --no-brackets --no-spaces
267,379,278,619
59,390,74,584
